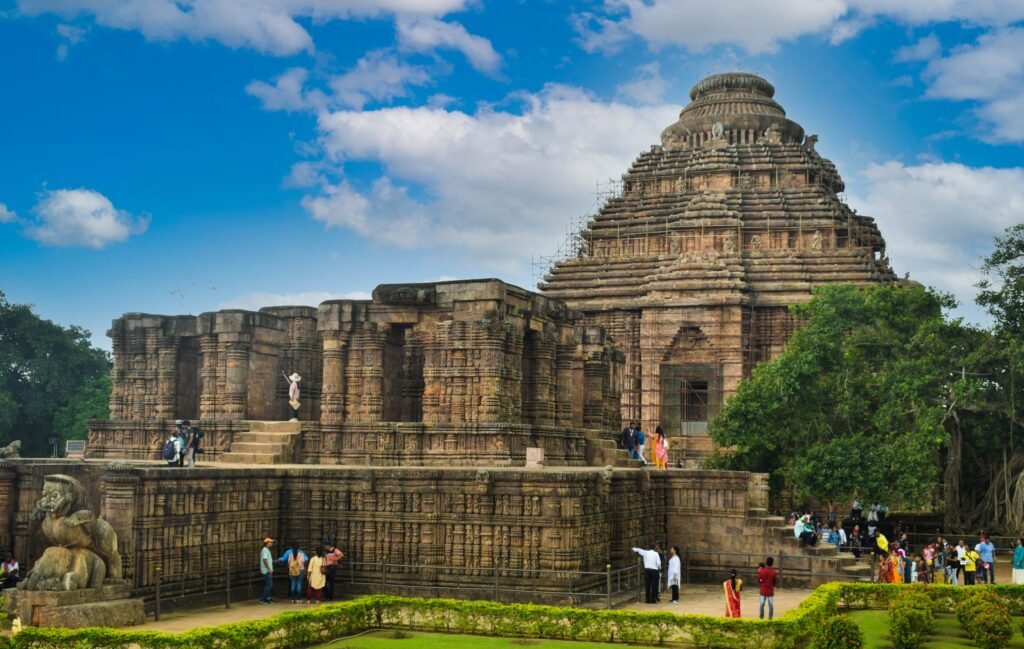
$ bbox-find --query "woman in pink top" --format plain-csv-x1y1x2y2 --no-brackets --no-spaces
653,426,669,470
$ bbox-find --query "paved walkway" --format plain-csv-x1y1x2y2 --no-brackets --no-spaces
623,584,814,618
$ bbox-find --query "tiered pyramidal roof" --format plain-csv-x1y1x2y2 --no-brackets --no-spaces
540,72,896,452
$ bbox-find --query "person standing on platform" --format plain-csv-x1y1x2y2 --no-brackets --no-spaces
259,537,275,604
322,541,343,600
653,426,669,470
632,543,662,604
280,544,308,603
666,546,681,604
975,536,995,584
634,424,648,465
284,372,302,421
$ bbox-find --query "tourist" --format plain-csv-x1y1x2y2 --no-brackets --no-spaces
666,546,681,604
850,524,862,559
259,537,275,604
620,422,636,456
632,543,662,604
1012,538,1024,585
757,557,777,620
975,536,995,584
322,541,344,601
285,372,302,421
0,552,18,589
963,544,979,586
163,428,181,466
723,569,742,618
955,539,967,585
182,420,198,468
634,424,647,465
850,499,862,521
836,523,847,550
279,544,308,603
874,530,889,557
915,555,929,584
306,548,326,604
653,426,668,470
827,503,836,527
797,515,817,547
175,423,188,468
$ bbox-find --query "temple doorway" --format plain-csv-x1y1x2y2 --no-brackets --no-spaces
659,363,720,436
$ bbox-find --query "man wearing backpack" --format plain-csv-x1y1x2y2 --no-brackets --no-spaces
162,426,181,466
182,420,203,468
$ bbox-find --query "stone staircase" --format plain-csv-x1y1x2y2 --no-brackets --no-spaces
584,432,643,467
748,508,873,586
220,421,302,464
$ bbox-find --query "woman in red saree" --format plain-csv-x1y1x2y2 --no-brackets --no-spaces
723,569,743,617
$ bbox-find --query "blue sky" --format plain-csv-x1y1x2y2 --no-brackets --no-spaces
1,1,1023,349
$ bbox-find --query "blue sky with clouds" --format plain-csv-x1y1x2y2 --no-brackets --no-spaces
1,0,1023,349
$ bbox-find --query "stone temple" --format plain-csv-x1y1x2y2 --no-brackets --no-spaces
1,73,886,623
541,72,895,460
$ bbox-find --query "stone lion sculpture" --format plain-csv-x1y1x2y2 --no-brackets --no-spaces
21,474,122,591
0,439,20,458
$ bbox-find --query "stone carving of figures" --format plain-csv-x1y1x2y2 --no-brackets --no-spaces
712,122,724,140
674,176,685,193
811,230,823,250
750,234,763,252
723,231,737,255
803,134,819,153
669,234,682,255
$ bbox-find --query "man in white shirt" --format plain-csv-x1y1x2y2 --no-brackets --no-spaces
633,544,662,604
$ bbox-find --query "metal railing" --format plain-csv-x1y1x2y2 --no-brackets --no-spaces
141,547,872,618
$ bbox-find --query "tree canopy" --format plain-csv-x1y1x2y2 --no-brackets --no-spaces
0,292,111,456
710,226,1024,532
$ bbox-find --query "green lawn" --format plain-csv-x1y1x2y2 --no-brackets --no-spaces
315,630,659,649
848,610,1024,649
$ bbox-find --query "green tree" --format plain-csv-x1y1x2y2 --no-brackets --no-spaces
710,283,960,508
53,375,111,441
0,291,111,456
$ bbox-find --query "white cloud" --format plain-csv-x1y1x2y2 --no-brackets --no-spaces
572,0,1024,54
396,17,501,74
615,62,669,105
247,52,431,112
894,33,940,61
298,85,677,272
19,0,471,56
25,188,148,248
328,50,432,109
848,161,1024,309
219,290,370,311
55,23,87,61
0,203,17,223
922,28,1024,142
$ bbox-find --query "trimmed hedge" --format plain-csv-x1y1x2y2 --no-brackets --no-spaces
810,616,863,649
1,583,1022,649
2,589,842,649
888,589,934,649
956,590,1013,649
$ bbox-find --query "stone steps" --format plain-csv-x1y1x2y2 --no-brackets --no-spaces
220,421,301,464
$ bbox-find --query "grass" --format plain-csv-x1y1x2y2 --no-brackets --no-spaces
848,610,1024,649
315,630,660,649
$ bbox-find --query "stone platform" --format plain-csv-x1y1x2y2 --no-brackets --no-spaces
3,582,145,628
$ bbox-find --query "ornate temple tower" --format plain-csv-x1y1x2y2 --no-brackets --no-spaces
540,72,895,453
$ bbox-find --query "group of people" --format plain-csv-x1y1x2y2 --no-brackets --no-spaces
631,544,779,620
259,538,345,604
873,536,1023,586
619,422,669,469
163,420,202,467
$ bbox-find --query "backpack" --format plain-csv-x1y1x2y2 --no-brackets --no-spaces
288,555,302,577
193,427,204,440
162,438,177,461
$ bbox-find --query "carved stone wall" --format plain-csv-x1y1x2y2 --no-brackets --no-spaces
2,461,768,602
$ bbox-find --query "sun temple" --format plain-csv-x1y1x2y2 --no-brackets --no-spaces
1,72,885,623
541,72,895,459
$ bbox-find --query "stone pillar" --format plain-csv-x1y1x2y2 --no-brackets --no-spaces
321,333,347,424
100,464,140,583
108,322,126,419
222,336,250,420
198,333,219,420
0,461,16,554
155,336,178,420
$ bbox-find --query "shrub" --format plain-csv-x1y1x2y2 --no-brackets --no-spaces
888,590,934,649
957,590,1012,649
811,615,863,649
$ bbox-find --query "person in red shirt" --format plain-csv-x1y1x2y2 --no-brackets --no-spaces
757,556,778,620
322,541,344,601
